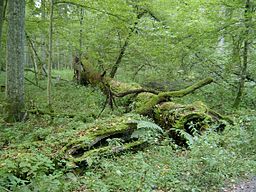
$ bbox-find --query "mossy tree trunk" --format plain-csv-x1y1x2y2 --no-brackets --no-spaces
79,58,214,114
61,101,230,166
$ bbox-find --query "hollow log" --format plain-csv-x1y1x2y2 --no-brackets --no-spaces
152,101,230,145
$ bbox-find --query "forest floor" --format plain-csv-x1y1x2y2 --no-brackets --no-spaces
223,177,256,192
0,70,256,192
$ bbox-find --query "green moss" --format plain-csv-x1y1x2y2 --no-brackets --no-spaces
135,78,213,115
135,94,158,115
61,115,143,164
174,112,212,130
109,80,141,93
158,102,184,111
153,101,224,133
69,140,145,163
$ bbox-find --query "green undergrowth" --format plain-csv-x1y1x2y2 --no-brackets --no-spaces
81,116,256,192
0,70,256,191
1,114,255,192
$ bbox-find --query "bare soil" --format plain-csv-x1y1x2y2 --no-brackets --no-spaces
222,177,256,192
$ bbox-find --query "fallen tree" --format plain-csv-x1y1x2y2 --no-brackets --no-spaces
59,58,233,167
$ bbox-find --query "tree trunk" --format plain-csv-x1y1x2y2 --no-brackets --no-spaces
26,33,39,84
0,0,4,48
6,0,26,122
47,0,54,107
39,0,46,79
233,0,252,108
79,7,84,59
0,0,6,71
57,37,60,70
62,115,146,166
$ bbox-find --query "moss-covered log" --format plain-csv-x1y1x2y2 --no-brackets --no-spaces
135,78,213,115
65,57,232,164
61,115,147,167
153,101,229,144
61,102,230,166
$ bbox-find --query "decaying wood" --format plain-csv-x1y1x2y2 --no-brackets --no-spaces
61,115,145,166
135,78,213,115
60,101,231,166
60,57,233,167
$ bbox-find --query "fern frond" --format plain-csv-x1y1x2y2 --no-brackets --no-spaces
129,120,164,133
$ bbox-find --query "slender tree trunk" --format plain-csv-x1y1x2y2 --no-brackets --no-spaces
233,41,248,108
39,0,46,79
69,43,73,69
0,0,4,47
47,0,53,107
109,11,145,78
57,38,60,70
74,7,84,84
6,0,26,122
79,7,84,59
26,33,39,84
0,0,7,71
233,0,252,108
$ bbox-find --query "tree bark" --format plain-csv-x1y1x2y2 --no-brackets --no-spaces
6,0,26,122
